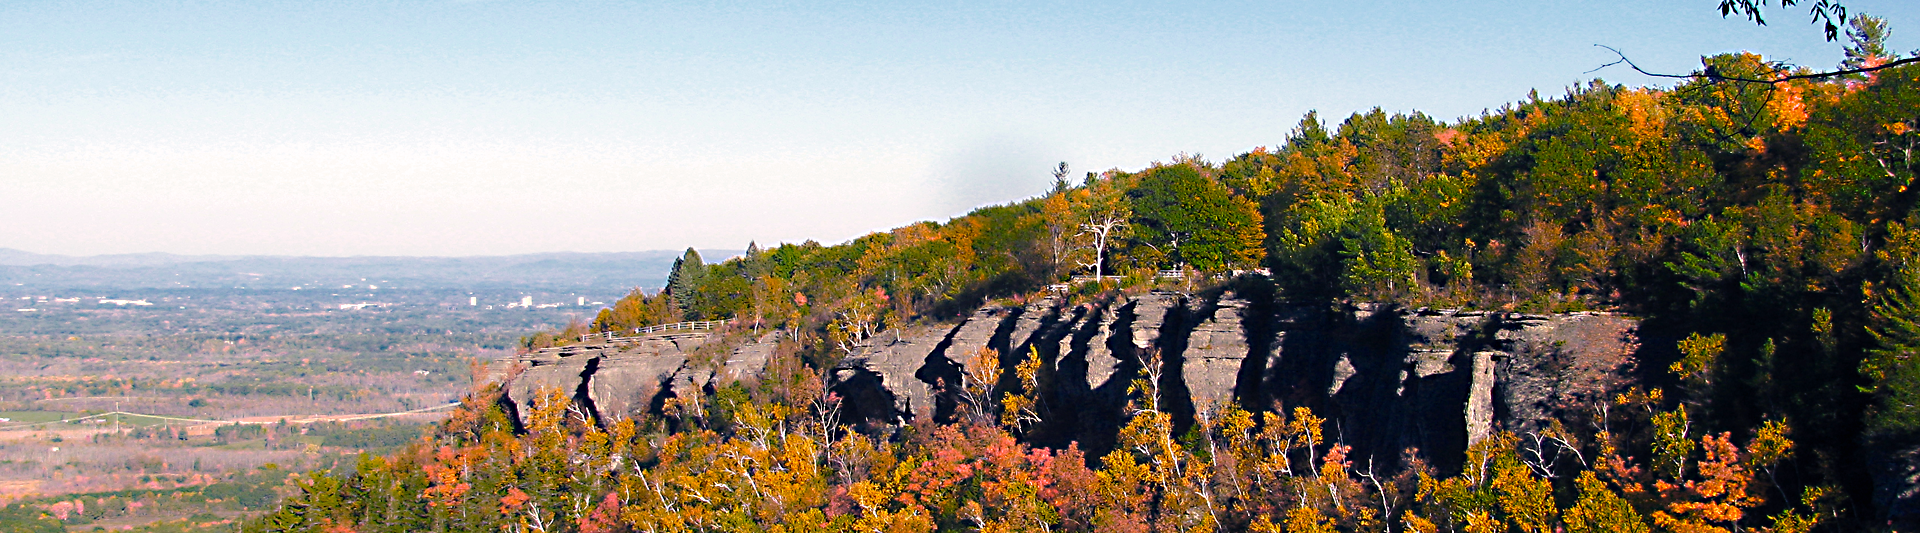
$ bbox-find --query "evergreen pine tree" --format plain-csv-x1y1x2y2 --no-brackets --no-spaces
666,247,705,312
1841,14,1892,71
1867,263,1920,435
1051,162,1072,193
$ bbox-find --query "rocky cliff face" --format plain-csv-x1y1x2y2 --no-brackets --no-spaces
503,333,779,425
826,292,1640,470
829,325,951,423
499,291,1638,472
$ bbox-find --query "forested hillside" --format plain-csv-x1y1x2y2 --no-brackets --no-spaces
204,35,1920,533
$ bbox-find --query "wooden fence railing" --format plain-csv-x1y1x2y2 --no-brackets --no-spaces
1068,275,1123,284
580,320,726,343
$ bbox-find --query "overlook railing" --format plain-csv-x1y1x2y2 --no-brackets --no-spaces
1068,275,1123,284
579,320,726,343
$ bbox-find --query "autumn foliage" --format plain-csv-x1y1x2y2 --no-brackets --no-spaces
244,355,1837,533
262,47,1920,531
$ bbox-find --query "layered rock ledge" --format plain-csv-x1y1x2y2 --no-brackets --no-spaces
499,292,1638,472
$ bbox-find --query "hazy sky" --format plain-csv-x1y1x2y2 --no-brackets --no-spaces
4,1,1915,257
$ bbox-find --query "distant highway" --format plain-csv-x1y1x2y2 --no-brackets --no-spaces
0,402,460,432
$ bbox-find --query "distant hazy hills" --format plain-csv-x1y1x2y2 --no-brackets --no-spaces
0,248,739,292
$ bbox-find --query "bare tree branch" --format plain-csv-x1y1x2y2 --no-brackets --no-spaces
1593,44,1919,84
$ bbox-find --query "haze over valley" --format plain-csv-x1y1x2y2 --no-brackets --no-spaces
6,1,1920,532
0,249,696,530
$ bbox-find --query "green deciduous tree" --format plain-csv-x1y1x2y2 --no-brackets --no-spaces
1126,163,1265,272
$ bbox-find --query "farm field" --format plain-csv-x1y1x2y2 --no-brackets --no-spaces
0,283,617,531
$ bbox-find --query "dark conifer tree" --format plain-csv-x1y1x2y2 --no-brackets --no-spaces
665,247,704,312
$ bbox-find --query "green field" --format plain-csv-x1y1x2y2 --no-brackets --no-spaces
110,413,195,428
0,410,79,426
0,410,188,430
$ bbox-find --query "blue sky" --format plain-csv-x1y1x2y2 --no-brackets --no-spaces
3,0,1915,256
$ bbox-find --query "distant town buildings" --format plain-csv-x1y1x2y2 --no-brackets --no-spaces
98,299,153,306
8,291,603,313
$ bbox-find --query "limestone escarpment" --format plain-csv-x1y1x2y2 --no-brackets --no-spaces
829,325,950,423
499,290,1640,472
825,291,1640,470
1254,307,1637,471
503,332,779,425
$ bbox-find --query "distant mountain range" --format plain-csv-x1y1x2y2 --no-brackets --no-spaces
0,248,738,292
0,248,248,267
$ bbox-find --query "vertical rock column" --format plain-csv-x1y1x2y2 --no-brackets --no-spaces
1181,295,1251,412
1465,351,1498,446
941,305,1013,369
1081,298,1129,389
1127,292,1182,361
1005,298,1057,361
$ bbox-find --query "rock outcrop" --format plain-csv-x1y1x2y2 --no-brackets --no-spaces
718,333,782,384
824,291,1640,471
1259,307,1637,471
499,290,1640,473
503,332,781,425
830,326,951,422
1490,312,1640,436
506,343,609,421
587,350,688,424
1180,294,1252,411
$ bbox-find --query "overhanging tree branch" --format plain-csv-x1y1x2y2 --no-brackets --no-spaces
1592,44,1920,84
1718,0,1848,41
